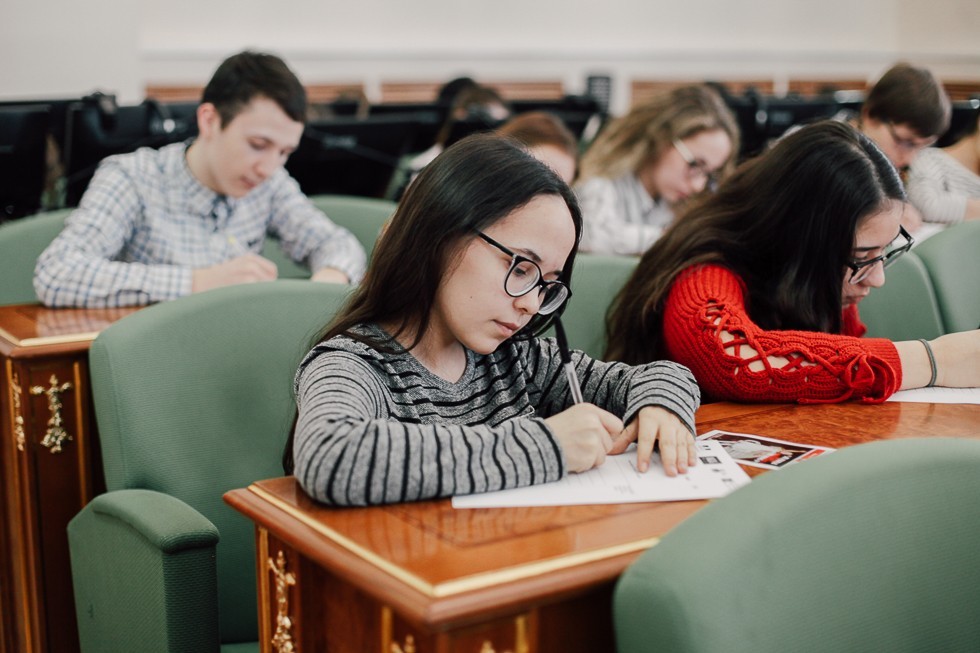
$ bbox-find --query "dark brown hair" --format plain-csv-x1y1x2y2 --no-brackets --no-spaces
201,50,307,126
282,134,583,474
863,62,951,138
605,121,907,365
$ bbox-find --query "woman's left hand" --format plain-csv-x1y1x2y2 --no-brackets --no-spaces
608,406,697,476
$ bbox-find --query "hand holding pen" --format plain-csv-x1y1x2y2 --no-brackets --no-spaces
190,234,277,293
552,317,696,476
543,318,622,472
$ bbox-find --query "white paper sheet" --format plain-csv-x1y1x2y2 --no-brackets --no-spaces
886,387,980,404
451,440,751,509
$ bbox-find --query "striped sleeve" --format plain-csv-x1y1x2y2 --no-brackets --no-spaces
519,337,701,435
293,349,564,506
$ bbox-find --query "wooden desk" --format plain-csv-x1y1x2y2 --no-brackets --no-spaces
225,400,980,653
0,303,137,653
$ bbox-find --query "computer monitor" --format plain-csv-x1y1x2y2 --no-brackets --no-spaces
759,97,841,140
510,95,602,116
0,97,77,172
285,114,424,198
369,103,445,153
936,98,980,148
722,95,767,162
443,115,506,148
509,96,605,141
63,98,197,206
0,106,51,220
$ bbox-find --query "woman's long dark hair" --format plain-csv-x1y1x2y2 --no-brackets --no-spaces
605,120,907,365
283,134,583,473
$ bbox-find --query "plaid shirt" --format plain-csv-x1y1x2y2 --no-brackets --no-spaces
34,142,366,308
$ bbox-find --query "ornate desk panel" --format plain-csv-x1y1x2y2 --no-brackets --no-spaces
0,303,136,653
227,401,980,652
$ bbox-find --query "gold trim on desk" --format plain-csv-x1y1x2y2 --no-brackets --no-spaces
249,484,660,599
7,362,27,452
0,325,101,349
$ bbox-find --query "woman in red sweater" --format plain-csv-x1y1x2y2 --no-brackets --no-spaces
605,121,980,403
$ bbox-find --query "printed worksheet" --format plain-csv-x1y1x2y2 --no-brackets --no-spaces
452,440,750,509
697,429,834,470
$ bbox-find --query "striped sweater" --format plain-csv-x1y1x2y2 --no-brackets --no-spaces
293,325,700,506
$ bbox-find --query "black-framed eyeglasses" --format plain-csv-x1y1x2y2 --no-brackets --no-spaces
673,138,721,192
846,225,914,284
884,122,936,153
475,231,571,315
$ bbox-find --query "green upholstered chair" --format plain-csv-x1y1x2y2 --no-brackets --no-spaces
309,193,397,264
68,280,351,653
858,250,945,340
915,221,980,333
614,438,980,653
554,253,639,360
259,236,310,279
0,209,70,305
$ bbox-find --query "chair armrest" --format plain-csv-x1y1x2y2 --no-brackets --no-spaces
69,489,221,652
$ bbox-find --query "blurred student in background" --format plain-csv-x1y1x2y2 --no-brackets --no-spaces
574,85,738,256
498,111,579,183
605,121,980,404
388,81,512,200
405,83,511,175
851,63,950,177
907,104,980,225
34,50,365,308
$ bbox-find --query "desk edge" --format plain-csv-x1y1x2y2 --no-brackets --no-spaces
248,484,661,599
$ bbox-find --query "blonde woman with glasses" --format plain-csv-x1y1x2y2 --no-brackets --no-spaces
574,84,739,255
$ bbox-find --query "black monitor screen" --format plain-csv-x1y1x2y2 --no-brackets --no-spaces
286,114,426,198
64,99,197,206
0,106,50,220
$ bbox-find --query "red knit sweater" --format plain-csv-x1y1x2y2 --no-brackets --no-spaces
661,265,903,404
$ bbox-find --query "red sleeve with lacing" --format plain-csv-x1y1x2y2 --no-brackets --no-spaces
661,264,903,404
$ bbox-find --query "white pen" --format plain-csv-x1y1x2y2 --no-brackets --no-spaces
226,234,248,256
553,317,584,404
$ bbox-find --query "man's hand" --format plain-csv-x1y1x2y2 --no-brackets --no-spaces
191,254,277,293
311,267,350,284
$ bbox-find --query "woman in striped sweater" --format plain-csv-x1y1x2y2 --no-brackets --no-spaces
605,121,980,404
286,134,701,507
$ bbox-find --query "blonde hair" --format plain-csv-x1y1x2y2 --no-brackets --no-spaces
578,85,739,182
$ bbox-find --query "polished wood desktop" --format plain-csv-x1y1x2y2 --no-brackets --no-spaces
225,399,980,653
0,302,137,653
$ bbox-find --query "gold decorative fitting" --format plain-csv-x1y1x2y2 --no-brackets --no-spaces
268,550,297,653
11,373,27,452
29,375,73,454
390,634,416,653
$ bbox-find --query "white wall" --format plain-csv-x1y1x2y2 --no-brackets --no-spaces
1,0,142,101
2,0,978,114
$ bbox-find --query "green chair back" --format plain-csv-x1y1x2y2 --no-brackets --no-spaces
259,236,310,279
554,253,638,359
88,280,351,644
309,193,397,263
0,209,71,305
915,221,980,333
858,250,945,340
615,438,980,653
